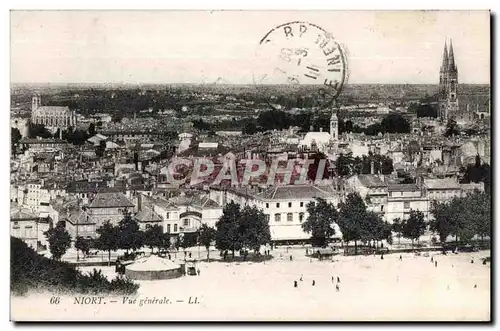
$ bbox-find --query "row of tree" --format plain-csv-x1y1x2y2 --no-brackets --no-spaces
192,110,412,136
302,194,394,252
335,152,394,177
429,190,490,246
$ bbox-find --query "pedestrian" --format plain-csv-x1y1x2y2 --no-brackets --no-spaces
474,284,477,289
381,254,384,260
399,255,402,261
471,259,474,264
306,248,309,255
300,274,303,281
312,280,315,286
168,254,171,260
294,280,298,288
435,261,438,268
431,256,434,263
197,268,200,276
290,255,293,261
189,252,192,259
336,284,340,292
331,276,334,283
337,276,341,283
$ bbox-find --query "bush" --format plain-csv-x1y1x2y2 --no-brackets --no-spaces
11,237,139,296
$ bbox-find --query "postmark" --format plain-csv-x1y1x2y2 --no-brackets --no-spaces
253,21,349,108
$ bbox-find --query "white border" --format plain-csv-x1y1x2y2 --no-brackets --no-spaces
2,1,497,329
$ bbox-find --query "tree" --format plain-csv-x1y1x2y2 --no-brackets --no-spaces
444,118,459,137
88,123,96,136
118,212,143,253
401,210,427,248
215,202,242,258
242,121,258,135
380,113,411,134
143,225,164,253
96,221,120,265
28,123,52,139
391,218,403,245
416,104,438,118
44,221,72,261
198,224,216,261
11,127,22,154
302,198,338,247
239,205,271,254
337,192,368,255
74,236,91,258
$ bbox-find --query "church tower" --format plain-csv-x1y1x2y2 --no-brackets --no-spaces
31,93,41,112
330,111,338,142
438,39,459,121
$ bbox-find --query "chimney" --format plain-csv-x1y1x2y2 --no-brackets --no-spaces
310,125,314,131
320,127,323,132
370,160,375,175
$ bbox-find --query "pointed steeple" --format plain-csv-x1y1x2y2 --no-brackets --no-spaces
448,39,456,71
441,40,448,71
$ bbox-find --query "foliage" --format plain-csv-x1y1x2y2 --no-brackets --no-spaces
11,237,139,296
95,221,120,264
11,127,22,153
198,224,216,261
143,225,164,253
215,202,242,255
401,210,427,247
215,201,271,257
44,221,72,261
28,123,52,139
302,198,338,247
430,191,490,246
74,236,91,256
335,152,394,177
118,212,143,252
337,193,367,254
391,218,403,244
444,118,459,137
415,104,438,118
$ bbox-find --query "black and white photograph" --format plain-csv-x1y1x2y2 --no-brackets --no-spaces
9,10,491,321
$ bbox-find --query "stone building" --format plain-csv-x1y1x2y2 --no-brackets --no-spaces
31,93,77,130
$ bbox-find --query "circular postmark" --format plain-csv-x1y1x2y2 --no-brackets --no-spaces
253,21,348,109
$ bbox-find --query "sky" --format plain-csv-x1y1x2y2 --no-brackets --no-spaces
10,10,490,85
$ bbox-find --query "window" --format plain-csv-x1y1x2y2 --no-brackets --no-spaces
276,203,280,208
265,215,270,222
167,224,171,233
381,205,384,212
183,219,190,227
404,201,410,209
166,212,170,219
299,212,304,222
275,213,281,222
146,224,151,229
174,224,178,232
287,213,293,222
266,203,269,208
300,202,304,207
288,202,292,208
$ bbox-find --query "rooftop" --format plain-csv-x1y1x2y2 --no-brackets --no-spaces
88,192,134,208
255,184,337,201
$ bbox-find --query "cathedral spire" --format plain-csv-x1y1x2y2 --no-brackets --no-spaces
448,39,456,71
441,40,448,71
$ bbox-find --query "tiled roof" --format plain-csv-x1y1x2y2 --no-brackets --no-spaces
387,184,420,192
88,192,134,208
135,206,163,223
